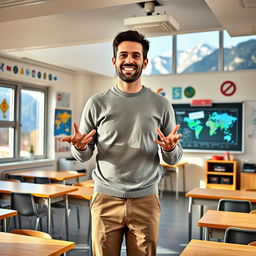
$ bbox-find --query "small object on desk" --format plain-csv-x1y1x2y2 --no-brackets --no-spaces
224,151,230,161
212,155,224,160
243,163,256,173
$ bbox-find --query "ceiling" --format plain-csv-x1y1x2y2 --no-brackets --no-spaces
0,0,255,76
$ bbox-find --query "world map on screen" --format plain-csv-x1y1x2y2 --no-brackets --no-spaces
184,111,238,142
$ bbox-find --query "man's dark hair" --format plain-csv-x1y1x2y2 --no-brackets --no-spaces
112,30,150,60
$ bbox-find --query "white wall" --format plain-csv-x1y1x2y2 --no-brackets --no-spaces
91,69,256,191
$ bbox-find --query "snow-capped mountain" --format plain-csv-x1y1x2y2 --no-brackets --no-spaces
144,43,215,75
143,39,256,75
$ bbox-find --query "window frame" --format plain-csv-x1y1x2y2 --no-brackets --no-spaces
0,79,48,163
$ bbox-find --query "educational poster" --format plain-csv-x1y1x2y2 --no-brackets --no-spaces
54,109,72,152
56,91,70,108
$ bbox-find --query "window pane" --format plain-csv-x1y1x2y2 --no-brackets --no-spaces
20,89,45,157
143,35,173,75
0,86,14,121
223,31,256,71
0,127,14,158
177,31,219,73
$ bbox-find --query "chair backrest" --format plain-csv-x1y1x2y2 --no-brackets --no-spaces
217,198,252,213
7,175,24,182
11,192,36,216
10,229,52,239
34,177,51,184
224,227,256,245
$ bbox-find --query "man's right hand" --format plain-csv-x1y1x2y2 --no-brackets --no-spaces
61,122,96,151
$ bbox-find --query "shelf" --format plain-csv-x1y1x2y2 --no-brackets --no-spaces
207,171,234,176
205,160,238,190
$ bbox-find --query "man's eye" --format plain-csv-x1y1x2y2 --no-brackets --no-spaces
133,54,140,59
119,54,127,58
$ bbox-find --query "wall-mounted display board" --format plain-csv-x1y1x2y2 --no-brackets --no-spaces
172,102,243,152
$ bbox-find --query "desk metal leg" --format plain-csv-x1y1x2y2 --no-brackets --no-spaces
3,219,6,232
200,205,204,240
47,198,52,235
175,167,179,200
65,195,69,241
204,227,209,241
182,166,186,193
188,197,192,242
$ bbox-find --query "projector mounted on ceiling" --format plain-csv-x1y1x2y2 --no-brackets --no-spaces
124,14,179,33
124,1,179,34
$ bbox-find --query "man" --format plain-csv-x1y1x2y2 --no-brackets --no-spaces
62,30,183,256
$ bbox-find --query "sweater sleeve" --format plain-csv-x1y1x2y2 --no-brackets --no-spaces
160,100,183,165
71,97,97,162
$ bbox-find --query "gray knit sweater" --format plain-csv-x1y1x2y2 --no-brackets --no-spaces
71,85,183,198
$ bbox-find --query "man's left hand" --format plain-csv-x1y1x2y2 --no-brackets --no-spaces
153,125,182,151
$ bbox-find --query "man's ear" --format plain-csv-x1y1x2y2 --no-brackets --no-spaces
112,57,116,66
143,58,148,69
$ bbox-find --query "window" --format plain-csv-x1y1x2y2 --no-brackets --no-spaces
0,81,47,162
223,31,256,71
143,35,173,75
177,31,219,73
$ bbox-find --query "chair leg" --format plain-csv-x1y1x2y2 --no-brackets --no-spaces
59,208,71,238
13,216,17,229
51,213,55,231
35,217,40,231
18,216,22,229
39,217,43,231
76,206,80,229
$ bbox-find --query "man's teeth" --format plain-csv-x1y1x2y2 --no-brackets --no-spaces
123,67,135,71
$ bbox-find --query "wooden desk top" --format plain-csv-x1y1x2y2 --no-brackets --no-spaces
160,161,188,168
180,239,256,256
68,186,94,201
186,187,256,202
0,231,74,256
0,209,17,220
198,210,256,230
6,170,85,181
0,181,77,198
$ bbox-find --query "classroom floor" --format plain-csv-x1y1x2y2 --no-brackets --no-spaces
8,191,202,256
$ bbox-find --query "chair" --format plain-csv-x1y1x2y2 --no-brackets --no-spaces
10,229,52,239
34,177,81,237
11,192,48,230
224,227,256,245
217,198,252,213
159,168,174,198
7,175,24,182
34,177,51,184
0,179,20,208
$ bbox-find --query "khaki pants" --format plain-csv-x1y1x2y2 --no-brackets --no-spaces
91,193,161,256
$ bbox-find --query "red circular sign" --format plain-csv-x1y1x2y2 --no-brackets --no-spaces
220,80,236,96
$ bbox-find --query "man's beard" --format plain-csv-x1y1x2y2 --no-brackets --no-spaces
116,64,143,83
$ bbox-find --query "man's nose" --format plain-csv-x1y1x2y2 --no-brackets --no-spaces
125,54,134,64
